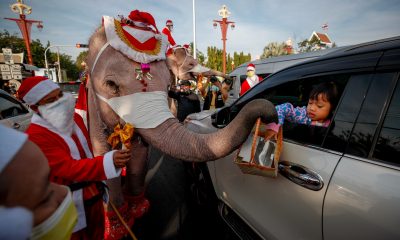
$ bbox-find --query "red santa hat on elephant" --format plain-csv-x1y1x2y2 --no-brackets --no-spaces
101,10,168,64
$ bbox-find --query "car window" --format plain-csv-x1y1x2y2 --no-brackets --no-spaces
323,74,374,152
259,74,349,147
373,74,400,164
346,72,398,158
0,93,29,119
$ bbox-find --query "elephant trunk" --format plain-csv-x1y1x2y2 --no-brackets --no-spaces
193,69,229,79
138,99,277,162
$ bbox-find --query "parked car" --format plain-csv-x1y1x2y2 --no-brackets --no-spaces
0,89,33,131
58,81,81,99
226,47,341,106
185,36,400,239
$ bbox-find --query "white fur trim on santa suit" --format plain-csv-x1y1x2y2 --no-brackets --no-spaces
96,91,174,129
0,124,27,172
103,15,168,64
246,75,261,89
0,207,33,240
30,114,120,232
22,79,59,105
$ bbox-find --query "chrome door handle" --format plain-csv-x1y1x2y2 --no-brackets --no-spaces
13,122,21,129
278,161,324,191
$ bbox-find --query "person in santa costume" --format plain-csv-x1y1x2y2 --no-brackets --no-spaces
162,19,177,54
240,63,263,96
0,124,78,240
17,76,131,240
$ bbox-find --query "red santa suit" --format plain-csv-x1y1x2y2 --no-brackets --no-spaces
240,63,263,96
162,26,176,47
240,75,263,96
27,113,120,238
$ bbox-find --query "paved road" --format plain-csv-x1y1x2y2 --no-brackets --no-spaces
131,149,238,240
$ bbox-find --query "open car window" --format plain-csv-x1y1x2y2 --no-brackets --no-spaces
258,74,350,147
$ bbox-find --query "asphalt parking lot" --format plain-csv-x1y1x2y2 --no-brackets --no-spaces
132,149,238,240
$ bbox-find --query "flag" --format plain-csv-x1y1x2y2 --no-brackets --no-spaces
322,23,329,31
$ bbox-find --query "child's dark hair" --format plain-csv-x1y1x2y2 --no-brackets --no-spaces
309,81,339,112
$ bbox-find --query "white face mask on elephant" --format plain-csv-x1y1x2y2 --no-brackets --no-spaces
96,91,175,129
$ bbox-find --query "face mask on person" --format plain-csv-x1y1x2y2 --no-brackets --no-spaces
247,70,255,78
30,188,77,240
211,85,220,92
168,25,173,32
38,93,75,135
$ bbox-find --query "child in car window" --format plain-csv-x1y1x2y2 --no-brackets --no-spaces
265,81,338,140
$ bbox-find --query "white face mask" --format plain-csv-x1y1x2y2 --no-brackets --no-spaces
31,188,77,240
38,92,75,135
96,91,174,129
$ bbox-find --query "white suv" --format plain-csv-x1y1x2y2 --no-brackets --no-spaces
0,89,32,131
185,36,400,240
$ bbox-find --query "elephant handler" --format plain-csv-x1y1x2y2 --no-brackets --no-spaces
17,76,131,240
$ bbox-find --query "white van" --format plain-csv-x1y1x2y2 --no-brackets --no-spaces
226,48,341,105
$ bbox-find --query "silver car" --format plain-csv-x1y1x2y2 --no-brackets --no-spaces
0,89,32,131
185,36,400,239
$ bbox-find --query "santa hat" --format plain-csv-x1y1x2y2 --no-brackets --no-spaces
17,76,59,105
166,19,173,26
0,125,28,173
247,63,255,71
102,10,168,64
0,125,34,239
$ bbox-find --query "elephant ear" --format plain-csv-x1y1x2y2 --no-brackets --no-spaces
102,13,169,63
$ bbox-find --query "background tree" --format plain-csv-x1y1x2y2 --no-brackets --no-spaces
205,46,223,72
189,42,205,65
204,46,251,73
260,42,289,59
76,50,88,71
0,30,79,81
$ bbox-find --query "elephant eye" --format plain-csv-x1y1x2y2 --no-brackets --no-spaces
105,80,120,95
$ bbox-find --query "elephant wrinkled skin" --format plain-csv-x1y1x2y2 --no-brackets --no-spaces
85,27,277,206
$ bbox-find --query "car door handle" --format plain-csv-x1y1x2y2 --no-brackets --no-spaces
278,161,324,191
13,122,21,129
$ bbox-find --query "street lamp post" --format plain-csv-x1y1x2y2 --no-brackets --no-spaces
213,5,235,74
4,0,43,65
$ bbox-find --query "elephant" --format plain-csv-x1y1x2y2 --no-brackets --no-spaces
83,14,277,237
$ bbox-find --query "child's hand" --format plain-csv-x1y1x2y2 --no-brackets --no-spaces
113,149,131,168
265,129,278,141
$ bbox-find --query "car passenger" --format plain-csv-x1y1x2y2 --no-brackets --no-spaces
265,81,338,140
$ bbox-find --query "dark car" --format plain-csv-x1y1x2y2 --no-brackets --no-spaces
0,89,32,131
58,81,81,99
185,36,400,239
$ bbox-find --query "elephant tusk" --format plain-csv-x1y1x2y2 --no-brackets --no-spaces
144,154,164,186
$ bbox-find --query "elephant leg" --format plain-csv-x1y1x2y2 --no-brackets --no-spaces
124,137,150,218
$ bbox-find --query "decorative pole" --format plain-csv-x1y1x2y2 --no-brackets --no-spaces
213,5,235,74
4,0,43,65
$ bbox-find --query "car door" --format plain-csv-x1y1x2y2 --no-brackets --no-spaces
324,72,400,240
0,92,32,131
212,73,372,239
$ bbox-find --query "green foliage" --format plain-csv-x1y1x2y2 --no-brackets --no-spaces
260,42,289,59
76,51,88,71
189,42,205,65
205,46,251,73
0,30,79,81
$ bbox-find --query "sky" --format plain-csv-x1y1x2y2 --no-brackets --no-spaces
1,0,400,62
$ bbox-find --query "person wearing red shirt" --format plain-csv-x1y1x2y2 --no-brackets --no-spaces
17,76,131,240
162,19,177,47
240,63,263,96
